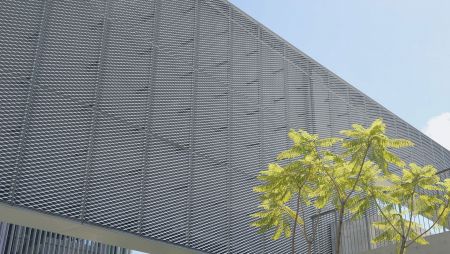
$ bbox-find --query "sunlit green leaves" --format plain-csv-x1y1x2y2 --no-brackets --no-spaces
251,118,448,254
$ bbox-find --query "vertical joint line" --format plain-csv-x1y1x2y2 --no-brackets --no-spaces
363,96,368,125
346,86,350,127
187,0,200,245
307,64,315,134
81,0,110,221
10,0,50,204
257,26,267,254
282,45,290,145
327,74,333,137
139,0,161,235
226,3,233,253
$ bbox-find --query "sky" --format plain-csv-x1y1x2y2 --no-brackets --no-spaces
229,0,450,150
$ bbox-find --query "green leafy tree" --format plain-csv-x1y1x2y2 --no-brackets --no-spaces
251,119,413,254
317,119,413,254
369,164,450,254
251,130,340,254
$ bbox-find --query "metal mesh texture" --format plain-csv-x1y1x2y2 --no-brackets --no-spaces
1,0,449,253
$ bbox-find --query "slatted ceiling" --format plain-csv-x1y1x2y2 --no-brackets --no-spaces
191,155,229,253
0,0,44,201
37,0,105,105
142,147,189,245
0,222,132,254
15,88,90,218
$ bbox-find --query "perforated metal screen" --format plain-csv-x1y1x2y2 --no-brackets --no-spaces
1,0,449,253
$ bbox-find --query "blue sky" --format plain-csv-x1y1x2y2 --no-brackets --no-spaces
229,0,450,149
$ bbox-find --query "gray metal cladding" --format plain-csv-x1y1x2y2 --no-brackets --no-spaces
0,0,46,202
1,0,450,254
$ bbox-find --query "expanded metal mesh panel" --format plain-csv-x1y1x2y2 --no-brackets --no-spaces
86,114,145,232
100,0,153,126
229,174,264,253
1,0,450,254
15,88,91,218
191,155,229,253
0,0,45,201
286,61,310,130
194,73,229,163
261,43,288,165
152,49,193,147
38,0,105,105
142,137,189,244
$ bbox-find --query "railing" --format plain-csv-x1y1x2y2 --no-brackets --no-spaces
312,168,450,254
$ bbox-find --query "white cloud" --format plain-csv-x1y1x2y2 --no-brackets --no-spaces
423,112,450,150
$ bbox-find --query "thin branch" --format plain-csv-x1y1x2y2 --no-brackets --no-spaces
343,141,371,205
370,192,403,236
311,145,344,202
406,199,450,248
292,191,301,254
405,188,416,241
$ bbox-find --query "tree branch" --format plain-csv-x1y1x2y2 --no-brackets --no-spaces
370,192,403,236
406,199,450,248
343,141,371,205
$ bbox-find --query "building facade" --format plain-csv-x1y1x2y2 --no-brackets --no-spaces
0,0,449,253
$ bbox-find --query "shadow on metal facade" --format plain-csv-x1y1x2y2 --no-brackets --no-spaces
0,0,449,253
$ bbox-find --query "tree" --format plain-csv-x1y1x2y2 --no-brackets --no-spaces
251,119,413,254
369,163,450,254
251,130,340,254
316,119,413,254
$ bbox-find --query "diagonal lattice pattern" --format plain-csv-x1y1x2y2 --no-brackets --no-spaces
1,0,449,253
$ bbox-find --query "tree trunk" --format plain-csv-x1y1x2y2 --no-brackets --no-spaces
398,239,407,254
335,206,345,254
307,241,313,254
291,194,301,254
